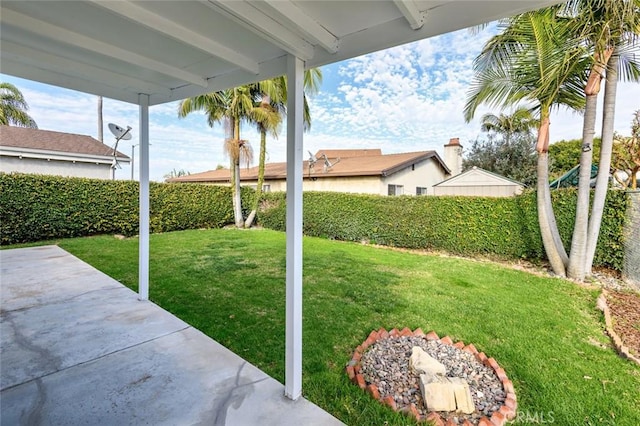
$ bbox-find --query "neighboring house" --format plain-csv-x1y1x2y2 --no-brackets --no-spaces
433,166,525,197
170,147,455,196
0,126,129,179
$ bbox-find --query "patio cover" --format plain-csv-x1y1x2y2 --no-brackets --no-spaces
0,0,561,401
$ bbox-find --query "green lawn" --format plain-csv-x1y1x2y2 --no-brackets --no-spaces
50,229,639,425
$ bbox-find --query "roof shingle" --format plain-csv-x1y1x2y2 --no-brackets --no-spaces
0,126,129,159
170,149,449,183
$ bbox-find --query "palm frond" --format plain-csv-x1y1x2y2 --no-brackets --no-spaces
0,82,38,128
465,6,591,123
617,50,640,82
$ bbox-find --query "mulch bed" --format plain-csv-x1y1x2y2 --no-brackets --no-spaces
606,290,640,357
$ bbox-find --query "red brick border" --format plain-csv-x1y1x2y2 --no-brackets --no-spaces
346,328,517,425
597,290,640,366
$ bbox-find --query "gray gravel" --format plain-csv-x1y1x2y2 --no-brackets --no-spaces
360,336,506,424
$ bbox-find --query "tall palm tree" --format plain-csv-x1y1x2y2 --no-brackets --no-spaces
0,82,37,128
464,7,589,277
178,88,254,228
243,81,284,229
558,0,640,279
480,107,539,144
244,69,323,228
578,0,640,276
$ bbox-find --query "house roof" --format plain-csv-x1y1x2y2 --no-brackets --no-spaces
433,166,524,187
0,1,561,106
169,149,449,183
315,149,382,158
0,126,129,159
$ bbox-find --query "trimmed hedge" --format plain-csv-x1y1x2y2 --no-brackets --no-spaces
258,189,628,271
1,173,627,272
0,173,252,244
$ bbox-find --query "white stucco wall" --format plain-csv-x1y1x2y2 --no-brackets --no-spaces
1,156,113,179
382,159,448,195
252,163,446,196
233,176,382,194
303,176,382,194
433,185,522,197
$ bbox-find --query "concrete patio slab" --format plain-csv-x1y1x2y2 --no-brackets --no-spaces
1,246,344,426
0,245,123,312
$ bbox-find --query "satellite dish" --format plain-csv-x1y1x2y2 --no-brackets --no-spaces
321,154,340,172
307,151,318,178
107,123,132,180
108,123,132,140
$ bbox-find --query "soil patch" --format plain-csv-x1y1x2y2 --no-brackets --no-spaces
606,290,640,356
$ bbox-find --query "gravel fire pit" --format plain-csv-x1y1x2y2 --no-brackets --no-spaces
346,328,517,425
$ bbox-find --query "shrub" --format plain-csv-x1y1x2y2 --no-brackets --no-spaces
0,173,250,244
258,189,627,271
1,173,626,272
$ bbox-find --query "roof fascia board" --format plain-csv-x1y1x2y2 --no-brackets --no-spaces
1,8,208,88
382,152,437,176
205,0,315,60
261,0,340,53
1,147,130,164
90,0,260,75
433,167,524,187
393,0,426,30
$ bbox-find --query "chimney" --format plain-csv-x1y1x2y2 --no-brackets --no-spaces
444,137,463,176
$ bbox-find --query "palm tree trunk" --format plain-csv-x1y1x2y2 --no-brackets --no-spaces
245,127,267,228
567,93,598,280
233,158,243,228
538,151,568,276
585,52,619,275
536,119,568,276
97,96,103,142
232,119,244,228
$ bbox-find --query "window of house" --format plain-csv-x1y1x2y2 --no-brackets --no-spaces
388,184,404,196
416,187,428,195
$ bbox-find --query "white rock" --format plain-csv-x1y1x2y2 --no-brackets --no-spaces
409,346,447,376
418,374,476,414
420,374,457,412
450,377,476,414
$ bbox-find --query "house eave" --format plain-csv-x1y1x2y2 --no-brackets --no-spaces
0,146,130,164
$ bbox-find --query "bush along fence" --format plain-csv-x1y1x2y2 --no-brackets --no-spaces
623,191,640,286
258,189,628,272
0,173,628,272
0,173,254,244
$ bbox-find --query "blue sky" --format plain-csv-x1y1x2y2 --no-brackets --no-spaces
3,26,639,182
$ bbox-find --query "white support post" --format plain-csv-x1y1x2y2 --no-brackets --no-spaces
138,94,150,301
284,55,304,401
